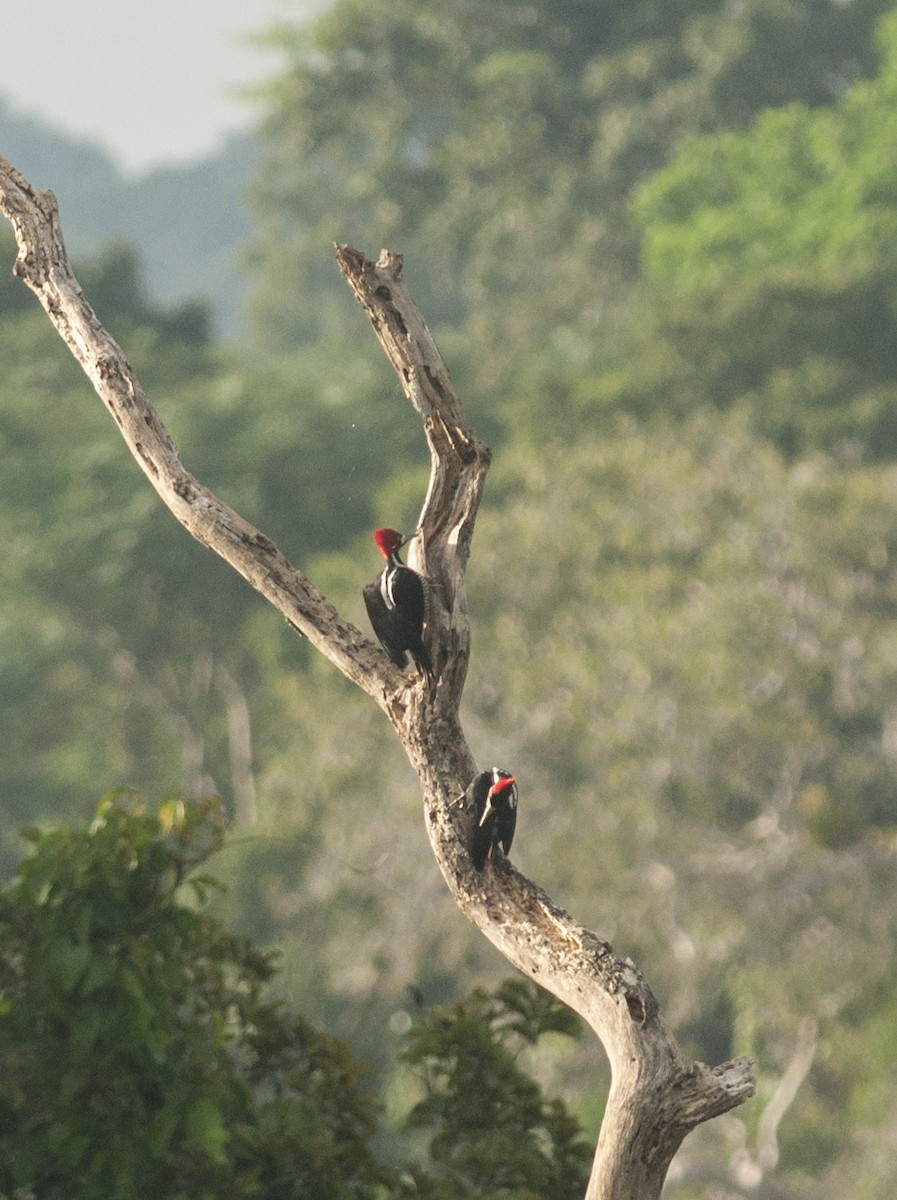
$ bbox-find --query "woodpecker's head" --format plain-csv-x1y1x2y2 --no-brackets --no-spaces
373,527,417,560
486,769,517,810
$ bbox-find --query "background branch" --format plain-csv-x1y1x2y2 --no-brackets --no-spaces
0,155,755,1200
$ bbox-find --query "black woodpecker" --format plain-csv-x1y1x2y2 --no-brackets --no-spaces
362,527,432,678
462,768,518,870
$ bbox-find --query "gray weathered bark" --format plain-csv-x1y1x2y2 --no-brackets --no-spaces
0,155,754,1199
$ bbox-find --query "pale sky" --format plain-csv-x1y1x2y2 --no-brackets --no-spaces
0,0,325,175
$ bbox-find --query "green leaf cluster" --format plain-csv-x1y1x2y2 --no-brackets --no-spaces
623,10,897,461
634,11,897,289
0,798,591,1199
399,980,591,1200
0,793,389,1200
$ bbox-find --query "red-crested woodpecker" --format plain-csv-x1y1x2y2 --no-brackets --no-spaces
362,527,432,678
462,768,518,870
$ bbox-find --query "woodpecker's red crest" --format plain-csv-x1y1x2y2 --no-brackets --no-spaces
373,527,410,559
490,775,517,801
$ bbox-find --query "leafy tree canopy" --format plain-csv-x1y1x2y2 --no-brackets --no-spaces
0,793,389,1200
634,11,897,289
400,979,591,1200
247,0,892,376
596,11,897,461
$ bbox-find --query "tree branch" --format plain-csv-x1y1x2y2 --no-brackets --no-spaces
334,243,490,707
0,154,755,1199
0,155,399,711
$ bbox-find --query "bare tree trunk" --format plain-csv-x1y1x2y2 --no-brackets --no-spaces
0,156,755,1199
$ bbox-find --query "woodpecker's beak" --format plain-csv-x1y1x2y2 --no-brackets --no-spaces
400,529,422,548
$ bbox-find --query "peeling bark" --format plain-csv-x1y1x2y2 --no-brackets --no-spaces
0,155,755,1199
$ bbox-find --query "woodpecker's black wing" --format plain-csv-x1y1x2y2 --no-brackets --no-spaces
363,578,403,667
465,772,495,870
363,565,431,676
385,563,428,644
494,791,517,858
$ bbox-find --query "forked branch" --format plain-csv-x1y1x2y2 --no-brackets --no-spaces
0,154,754,1200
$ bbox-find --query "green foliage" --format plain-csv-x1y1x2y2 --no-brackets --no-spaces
400,980,592,1200
634,11,897,288
465,415,897,1194
620,11,897,461
77,240,212,361
562,268,897,460
0,800,596,1200
247,0,892,388
0,794,389,1200
0,234,240,840
470,414,897,846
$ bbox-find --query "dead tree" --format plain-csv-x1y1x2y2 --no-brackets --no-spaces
0,155,755,1200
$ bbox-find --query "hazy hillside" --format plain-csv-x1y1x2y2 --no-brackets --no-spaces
0,95,256,339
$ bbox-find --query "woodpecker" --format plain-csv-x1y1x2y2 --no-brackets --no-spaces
462,768,518,870
362,527,432,678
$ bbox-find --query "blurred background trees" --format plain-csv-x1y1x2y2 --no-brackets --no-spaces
3,0,897,1194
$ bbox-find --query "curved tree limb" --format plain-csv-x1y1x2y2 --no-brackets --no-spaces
0,154,755,1200
0,156,395,709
